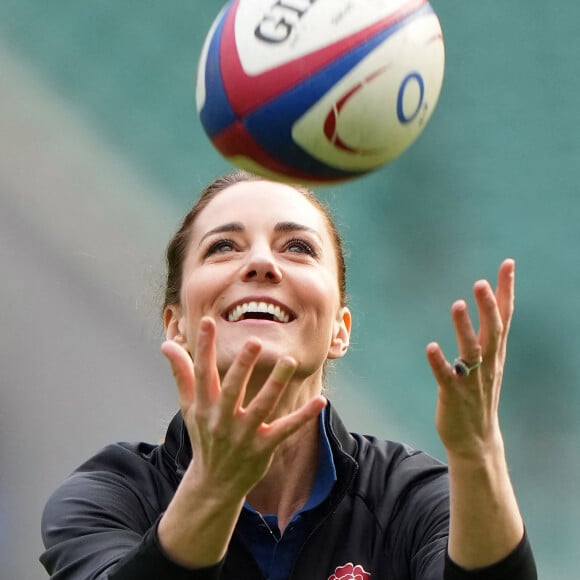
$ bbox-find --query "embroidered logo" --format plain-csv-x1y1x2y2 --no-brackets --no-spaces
328,562,371,580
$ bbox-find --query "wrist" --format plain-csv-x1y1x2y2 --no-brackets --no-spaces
446,437,524,568
445,427,505,465
158,467,245,568
180,461,249,507
446,438,511,490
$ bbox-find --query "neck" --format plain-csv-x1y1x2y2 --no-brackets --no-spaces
246,410,321,532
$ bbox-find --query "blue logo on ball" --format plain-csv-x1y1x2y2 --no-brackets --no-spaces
397,72,425,124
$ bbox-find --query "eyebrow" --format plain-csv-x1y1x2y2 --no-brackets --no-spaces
198,221,322,247
198,222,245,247
274,221,322,242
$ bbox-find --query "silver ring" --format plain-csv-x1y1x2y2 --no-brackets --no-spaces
453,356,483,377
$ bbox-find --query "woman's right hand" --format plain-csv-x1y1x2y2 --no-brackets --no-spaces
162,315,326,496
157,316,326,568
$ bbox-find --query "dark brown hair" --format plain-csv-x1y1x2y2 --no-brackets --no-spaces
162,171,347,317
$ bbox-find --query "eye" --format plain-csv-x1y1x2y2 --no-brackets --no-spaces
285,238,317,257
204,238,236,257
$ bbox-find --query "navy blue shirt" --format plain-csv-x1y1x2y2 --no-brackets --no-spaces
237,408,336,580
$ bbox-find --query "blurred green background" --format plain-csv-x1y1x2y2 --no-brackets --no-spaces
1,1,578,578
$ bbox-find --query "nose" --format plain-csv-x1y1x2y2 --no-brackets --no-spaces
241,243,282,283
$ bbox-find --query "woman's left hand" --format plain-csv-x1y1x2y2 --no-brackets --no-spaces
426,258,515,458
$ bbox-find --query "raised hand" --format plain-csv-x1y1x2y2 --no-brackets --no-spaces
425,258,515,457
157,316,326,568
161,316,326,496
425,259,524,569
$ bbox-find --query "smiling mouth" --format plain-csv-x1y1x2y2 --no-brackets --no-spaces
226,301,293,323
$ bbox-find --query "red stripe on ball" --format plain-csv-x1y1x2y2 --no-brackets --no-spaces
220,0,429,117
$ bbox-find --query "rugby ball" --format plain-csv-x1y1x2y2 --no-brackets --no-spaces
196,0,445,184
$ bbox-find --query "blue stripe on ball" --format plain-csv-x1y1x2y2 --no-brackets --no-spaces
199,3,238,137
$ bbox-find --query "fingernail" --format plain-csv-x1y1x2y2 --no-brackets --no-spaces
245,339,262,355
273,357,297,383
199,317,212,333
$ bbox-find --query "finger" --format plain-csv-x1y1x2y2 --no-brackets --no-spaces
219,338,262,418
473,279,503,360
161,340,195,409
244,357,298,430
451,300,482,368
495,258,516,340
266,395,328,448
193,317,220,406
425,342,453,387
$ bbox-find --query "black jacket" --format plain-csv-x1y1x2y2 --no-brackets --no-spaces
40,402,536,579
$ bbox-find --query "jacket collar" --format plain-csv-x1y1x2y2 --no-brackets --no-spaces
163,411,191,479
323,400,359,503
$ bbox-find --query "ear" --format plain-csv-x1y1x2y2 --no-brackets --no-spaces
163,305,187,346
327,306,351,360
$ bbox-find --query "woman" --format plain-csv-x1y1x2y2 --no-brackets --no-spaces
40,171,536,579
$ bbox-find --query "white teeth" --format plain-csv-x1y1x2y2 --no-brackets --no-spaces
226,301,291,323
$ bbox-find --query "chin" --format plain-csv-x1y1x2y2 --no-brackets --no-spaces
217,342,285,375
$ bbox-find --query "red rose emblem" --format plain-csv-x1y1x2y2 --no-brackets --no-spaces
328,562,371,580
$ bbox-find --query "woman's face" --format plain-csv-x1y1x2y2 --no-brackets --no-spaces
165,180,351,381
